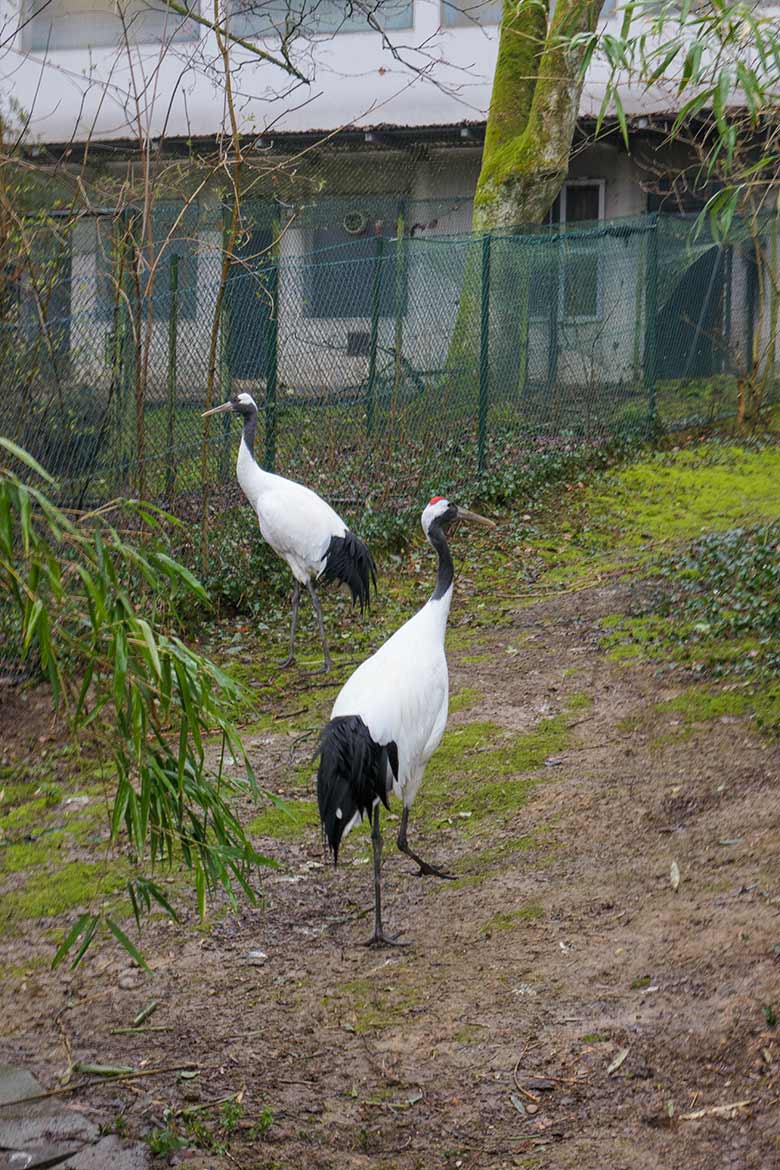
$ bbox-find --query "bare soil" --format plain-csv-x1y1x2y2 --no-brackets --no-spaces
2,580,779,1169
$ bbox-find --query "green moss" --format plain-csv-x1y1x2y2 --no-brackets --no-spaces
658,688,751,723
449,687,482,714
483,903,545,932
324,972,422,1034
0,798,50,833
456,1023,491,1044
631,975,652,990
248,799,320,841
523,445,780,596
0,831,66,872
1,860,126,925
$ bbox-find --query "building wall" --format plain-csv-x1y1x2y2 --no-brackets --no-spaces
3,0,677,147
61,141,655,396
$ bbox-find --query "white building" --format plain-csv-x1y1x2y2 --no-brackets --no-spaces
0,0,753,405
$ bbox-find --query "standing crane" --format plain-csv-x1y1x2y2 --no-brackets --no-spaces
202,392,376,672
316,495,494,945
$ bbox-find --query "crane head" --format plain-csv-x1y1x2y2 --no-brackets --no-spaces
422,496,495,540
202,392,257,419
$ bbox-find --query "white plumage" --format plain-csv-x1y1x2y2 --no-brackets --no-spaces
317,495,494,946
203,392,375,671
332,563,450,814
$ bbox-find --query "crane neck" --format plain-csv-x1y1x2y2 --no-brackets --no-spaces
428,520,454,605
236,407,273,506
240,408,258,458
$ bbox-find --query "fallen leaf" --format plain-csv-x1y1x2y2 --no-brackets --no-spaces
509,1093,527,1116
607,1048,629,1075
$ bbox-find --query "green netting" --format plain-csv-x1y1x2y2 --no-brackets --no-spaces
1,208,777,512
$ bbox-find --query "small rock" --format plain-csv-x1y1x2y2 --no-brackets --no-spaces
246,949,268,965
117,972,139,991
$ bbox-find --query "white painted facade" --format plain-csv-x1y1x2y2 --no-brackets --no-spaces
0,0,661,146
3,0,755,400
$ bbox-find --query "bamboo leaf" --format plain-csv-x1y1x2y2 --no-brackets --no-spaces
105,917,151,973
0,436,56,483
52,913,94,969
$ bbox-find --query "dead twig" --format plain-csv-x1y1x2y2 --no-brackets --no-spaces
0,1063,214,1108
512,1061,540,1103
680,1100,753,1121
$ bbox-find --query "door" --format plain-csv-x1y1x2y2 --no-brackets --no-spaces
656,247,725,381
225,228,274,382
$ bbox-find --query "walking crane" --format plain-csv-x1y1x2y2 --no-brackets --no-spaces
316,495,494,945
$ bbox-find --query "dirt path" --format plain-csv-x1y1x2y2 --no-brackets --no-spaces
2,580,779,1170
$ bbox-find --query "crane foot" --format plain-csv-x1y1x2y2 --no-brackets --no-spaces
362,930,411,948
415,861,456,880
277,654,296,669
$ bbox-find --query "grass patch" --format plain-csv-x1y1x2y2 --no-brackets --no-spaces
483,903,545,932
1,860,127,927
450,687,482,714
324,971,422,1034
248,799,320,841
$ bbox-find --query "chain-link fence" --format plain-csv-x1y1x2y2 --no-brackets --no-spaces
1,205,777,515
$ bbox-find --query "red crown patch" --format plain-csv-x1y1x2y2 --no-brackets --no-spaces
428,495,445,505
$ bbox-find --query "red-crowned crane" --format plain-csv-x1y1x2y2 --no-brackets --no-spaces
316,495,495,945
202,392,376,672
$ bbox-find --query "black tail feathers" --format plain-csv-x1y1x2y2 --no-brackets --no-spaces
316,715,398,865
320,530,377,611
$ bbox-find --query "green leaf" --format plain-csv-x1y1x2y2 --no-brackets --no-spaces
0,437,56,483
136,618,162,681
52,913,94,969
105,917,151,973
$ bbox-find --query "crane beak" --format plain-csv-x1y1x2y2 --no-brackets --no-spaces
456,508,495,529
201,401,234,418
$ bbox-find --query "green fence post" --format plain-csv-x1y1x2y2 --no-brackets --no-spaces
165,253,179,499
478,231,491,474
264,218,280,472
366,233,384,437
393,201,406,404
643,214,658,431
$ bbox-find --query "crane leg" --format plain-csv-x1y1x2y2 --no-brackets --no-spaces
278,582,301,668
364,803,408,948
397,806,456,880
306,580,332,673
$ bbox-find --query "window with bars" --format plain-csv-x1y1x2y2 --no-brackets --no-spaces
23,0,197,51
526,181,605,321
440,0,501,26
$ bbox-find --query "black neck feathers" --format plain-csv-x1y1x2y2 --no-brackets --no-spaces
429,519,454,601
241,408,258,457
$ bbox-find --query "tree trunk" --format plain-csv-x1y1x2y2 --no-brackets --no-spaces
443,0,600,432
474,0,600,232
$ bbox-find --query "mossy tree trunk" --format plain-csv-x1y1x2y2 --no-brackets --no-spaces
474,0,600,232
445,0,600,417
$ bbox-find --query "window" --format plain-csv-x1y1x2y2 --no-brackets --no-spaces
441,0,501,26
227,0,413,38
97,202,199,321
525,181,604,321
24,0,197,52
559,181,604,320
304,220,406,321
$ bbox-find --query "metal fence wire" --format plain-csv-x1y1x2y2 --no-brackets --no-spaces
1,206,777,513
